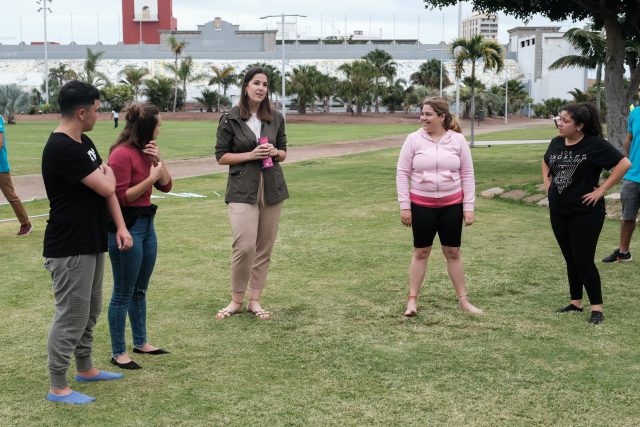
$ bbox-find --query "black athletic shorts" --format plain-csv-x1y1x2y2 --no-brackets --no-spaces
410,202,463,248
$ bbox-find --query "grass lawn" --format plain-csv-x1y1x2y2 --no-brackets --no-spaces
1,143,639,425
474,127,558,141
2,120,418,176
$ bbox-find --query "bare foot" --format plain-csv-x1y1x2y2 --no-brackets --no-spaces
404,296,418,317
113,353,134,364
459,298,484,315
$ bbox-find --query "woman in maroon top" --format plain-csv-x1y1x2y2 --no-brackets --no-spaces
107,103,173,369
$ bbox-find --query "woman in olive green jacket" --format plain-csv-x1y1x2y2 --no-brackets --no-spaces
214,67,288,320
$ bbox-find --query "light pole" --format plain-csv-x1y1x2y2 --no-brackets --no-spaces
36,0,52,105
504,73,509,124
260,13,306,121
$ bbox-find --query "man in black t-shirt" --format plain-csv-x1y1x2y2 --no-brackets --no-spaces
42,81,132,405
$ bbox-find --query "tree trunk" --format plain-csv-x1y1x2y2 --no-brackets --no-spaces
374,77,380,113
595,63,602,114
603,19,629,151
469,61,476,148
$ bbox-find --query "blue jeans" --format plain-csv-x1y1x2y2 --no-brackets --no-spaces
107,215,157,356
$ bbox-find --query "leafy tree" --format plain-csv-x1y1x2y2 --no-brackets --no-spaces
143,75,183,112
49,64,77,91
568,88,593,102
167,35,188,112
100,84,134,111
410,59,452,90
451,35,503,146
338,60,376,115
423,0,640,149
164,56,205,111
315,74,338,113
119,65,149,101
77,48,109,88
549,26,605,112
532,97,570,118
209,65,237,96
362,48,397,113
335,80,355,114
195,88,229,112
0,84,30,123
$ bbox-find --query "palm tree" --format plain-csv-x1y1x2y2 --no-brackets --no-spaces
505,79,529,114
362,48,397,113
548,26,605,112
119,65,149,101
142,75,176,112
568,88,594,102
167,35,188,112
382,78,407,113
338,60,376,115
195,88,228,112
315,74,338,113
410,59,452,90
209,65,237,96
287,65,322,114
164,56,205,111
451,35,504,147
78,48,109,88
0,84,30,123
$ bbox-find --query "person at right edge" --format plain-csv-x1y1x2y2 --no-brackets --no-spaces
543,102,630,325
602,104,640,263
214,67,288,320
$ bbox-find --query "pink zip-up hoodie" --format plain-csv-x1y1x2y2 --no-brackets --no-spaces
396,128,475,211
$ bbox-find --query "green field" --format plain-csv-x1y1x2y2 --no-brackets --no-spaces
2,120,418,175
2,144,638,426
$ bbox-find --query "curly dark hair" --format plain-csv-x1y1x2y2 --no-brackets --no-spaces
561,102,602,137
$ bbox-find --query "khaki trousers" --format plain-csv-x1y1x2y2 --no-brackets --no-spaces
228,176,283,293
0,172,29,225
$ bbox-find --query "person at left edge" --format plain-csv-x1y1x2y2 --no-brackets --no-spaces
0,113,32,235
42,81,133,404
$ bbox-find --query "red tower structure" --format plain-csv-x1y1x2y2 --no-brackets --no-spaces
122,0,177,44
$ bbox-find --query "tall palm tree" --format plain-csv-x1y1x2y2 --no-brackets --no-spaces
362,48,397,113
410,59,452,90
164,56,205,110
548,26,605,112
49,64,77,91
167,35,188,112
78,48,109,88
209,65,237,96
119,65,149,101
451,35,504,147
338,60,376,115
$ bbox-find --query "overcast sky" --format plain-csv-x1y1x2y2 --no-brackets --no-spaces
0,0,585,46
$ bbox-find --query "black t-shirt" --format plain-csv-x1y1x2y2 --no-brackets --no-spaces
42,132,108,257
544,135,623,216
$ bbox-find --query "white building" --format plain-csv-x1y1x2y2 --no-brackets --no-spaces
462,13,499,40
508,26,587,103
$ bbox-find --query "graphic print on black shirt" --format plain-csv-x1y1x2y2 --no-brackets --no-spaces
548,151,587,194
544,135,623,216
42,132,108,257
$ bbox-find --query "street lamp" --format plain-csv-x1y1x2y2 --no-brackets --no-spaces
260,13,306,121
36,0,52,105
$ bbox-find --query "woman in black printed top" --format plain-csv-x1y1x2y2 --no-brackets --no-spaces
542,103,630,324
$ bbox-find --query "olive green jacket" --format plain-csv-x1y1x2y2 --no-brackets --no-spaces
215,107,289,204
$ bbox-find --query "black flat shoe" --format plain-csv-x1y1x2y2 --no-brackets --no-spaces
111,357,142,370
133,348,170,355
556,304,583,313
588,311,604,325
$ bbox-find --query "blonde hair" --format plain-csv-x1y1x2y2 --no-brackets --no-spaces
422,97,462,133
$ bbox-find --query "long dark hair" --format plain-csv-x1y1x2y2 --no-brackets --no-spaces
239,67,272,122
110,103,159,153
422,97,462,133
561,102,602,137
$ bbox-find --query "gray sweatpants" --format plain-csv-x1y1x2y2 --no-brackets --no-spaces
45,253,104,389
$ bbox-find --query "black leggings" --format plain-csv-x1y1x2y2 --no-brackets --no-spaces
550,211,605,305
411,202,463,248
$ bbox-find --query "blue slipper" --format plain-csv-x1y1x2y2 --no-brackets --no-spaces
75,371,124,382
47,391,96,405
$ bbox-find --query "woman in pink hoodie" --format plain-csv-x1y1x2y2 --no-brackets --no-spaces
396,97,482,317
